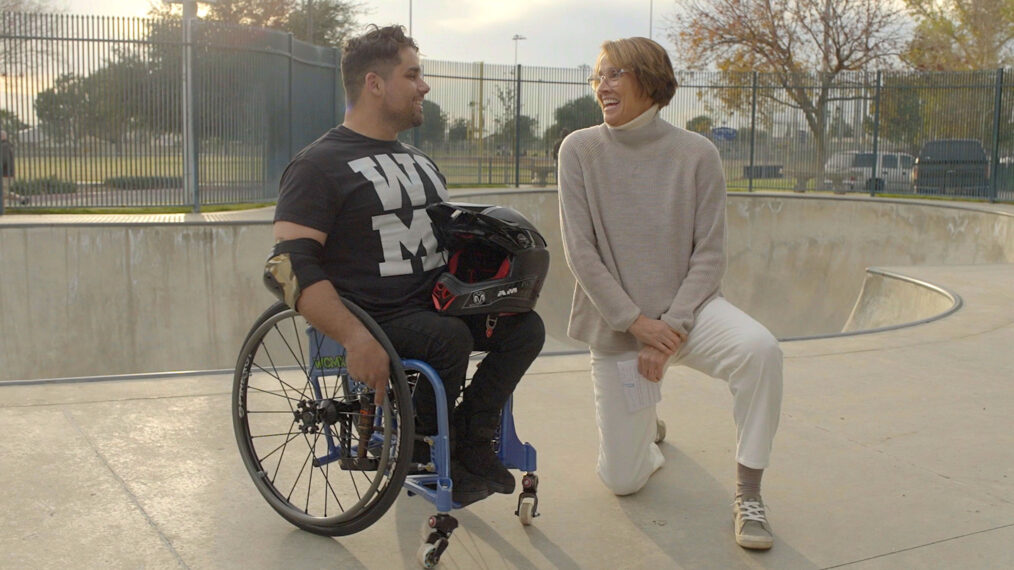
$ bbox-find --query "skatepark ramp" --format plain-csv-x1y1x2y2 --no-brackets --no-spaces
1,193,1011,381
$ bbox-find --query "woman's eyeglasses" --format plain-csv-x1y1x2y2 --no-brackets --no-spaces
587,68,628,87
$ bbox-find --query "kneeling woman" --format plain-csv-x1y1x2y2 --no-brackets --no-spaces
557,36,783,550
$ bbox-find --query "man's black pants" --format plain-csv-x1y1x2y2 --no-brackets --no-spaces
378,309,545,437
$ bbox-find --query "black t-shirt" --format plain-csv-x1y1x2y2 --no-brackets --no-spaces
274,126,450,320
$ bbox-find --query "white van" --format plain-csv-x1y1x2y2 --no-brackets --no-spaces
824,151,915,193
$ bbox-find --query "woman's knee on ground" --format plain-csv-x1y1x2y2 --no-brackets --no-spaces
598,466,650,496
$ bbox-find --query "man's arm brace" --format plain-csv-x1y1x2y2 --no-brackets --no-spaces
263,238,328,309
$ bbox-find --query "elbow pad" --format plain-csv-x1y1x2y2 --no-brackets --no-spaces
263,238,328,309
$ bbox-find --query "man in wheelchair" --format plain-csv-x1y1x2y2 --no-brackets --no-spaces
264,25,547,506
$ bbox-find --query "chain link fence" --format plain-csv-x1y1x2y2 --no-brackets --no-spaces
3,12,1013,212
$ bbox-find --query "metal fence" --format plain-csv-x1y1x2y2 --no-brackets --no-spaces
0,12,341,212
3,12,1014,212
414,66,1014,202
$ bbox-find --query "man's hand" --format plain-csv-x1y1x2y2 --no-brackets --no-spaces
638,345,671,383
628,315,685,356
343,329,390,405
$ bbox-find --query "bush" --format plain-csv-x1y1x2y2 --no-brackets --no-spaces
10,176,77,195
105,176,183,190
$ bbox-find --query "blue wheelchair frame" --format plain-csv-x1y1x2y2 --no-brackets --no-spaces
305,327,537,514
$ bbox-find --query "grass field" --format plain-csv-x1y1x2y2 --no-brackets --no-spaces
12,154,263,184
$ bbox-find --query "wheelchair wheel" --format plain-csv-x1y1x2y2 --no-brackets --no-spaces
233,301,415,536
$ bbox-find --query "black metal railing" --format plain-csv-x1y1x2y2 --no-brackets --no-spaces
3,12,1014,213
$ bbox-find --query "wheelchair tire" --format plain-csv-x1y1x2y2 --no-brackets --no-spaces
233,301,415,536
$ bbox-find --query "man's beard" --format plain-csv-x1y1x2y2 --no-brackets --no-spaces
386,105,423,134
411,108,424,128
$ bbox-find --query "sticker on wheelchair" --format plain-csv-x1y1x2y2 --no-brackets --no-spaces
307,326,371,393
616,359,662,413
305,326,382,471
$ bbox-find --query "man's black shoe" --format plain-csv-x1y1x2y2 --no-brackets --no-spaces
457,441,515,494
450,458,491,506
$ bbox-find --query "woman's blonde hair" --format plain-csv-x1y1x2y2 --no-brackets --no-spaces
596,37,677,107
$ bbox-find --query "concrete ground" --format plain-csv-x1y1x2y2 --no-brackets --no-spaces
2,197,1013,569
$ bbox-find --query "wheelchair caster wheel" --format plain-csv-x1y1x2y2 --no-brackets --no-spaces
417,540,444,568
515,486,539,525
417,513,456,567
517,495,537,526
521,473,538,492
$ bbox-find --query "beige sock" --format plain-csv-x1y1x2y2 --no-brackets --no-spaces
736,463,763,499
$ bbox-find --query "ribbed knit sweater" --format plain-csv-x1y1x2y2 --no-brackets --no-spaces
558,111,727,351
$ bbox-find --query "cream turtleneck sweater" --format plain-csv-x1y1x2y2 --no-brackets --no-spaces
557,109,727,351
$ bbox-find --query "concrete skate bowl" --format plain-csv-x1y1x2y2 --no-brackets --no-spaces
450,191,1014,351
1,193,1012,381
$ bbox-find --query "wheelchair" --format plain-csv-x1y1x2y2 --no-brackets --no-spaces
232,300,540,568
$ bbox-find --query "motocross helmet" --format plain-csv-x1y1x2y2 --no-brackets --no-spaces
427,201,549,315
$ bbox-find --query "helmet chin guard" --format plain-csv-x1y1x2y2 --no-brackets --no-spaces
427,202,550,316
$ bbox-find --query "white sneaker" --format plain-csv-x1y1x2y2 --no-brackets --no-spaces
654,419,666,444
733,495,773,550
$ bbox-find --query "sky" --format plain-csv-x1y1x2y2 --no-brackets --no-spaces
59,0,668,69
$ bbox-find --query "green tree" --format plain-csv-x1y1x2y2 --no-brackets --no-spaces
489,85,539,151
903,0,1014,70
686,115,713,134
668,0,906,183
34,73,85,142
0,110,29,138
206,0,292,29
399,100,447,149
285,0,362,46
78,57,151,151
0,0,65,73
448,118,469,143
189,0,362,47
868,74,923,153
544,94,601,141
493,115,539,149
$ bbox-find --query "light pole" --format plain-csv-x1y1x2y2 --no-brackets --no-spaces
510,34,525,187
166,0,201,212
305,0,314,42
649,0,653,39
512,34,526,67
409,0,413,37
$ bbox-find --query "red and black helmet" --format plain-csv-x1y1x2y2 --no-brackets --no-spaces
427,201,550,316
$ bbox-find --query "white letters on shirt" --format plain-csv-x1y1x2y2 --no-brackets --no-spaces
348,153,449,276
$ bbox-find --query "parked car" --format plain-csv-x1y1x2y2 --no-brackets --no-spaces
824,151,915,193
913,139,989,195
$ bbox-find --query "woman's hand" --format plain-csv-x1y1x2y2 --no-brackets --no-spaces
628,315,684,355
638,345,671,382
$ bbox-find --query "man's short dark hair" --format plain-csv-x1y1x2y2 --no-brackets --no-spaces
341,25,418,105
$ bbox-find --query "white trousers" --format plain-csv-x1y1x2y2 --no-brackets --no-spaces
591,297,783,495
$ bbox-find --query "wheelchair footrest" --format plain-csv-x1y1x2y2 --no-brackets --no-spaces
339,457,379,471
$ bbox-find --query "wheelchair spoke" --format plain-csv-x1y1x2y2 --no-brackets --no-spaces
234,302,414,535
249,362,312,401
279,318,309,378
304,430,321,514
250,431,300,439
261,336,314,403
284,445,315,505
245,384,303,404
257,429,302,464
